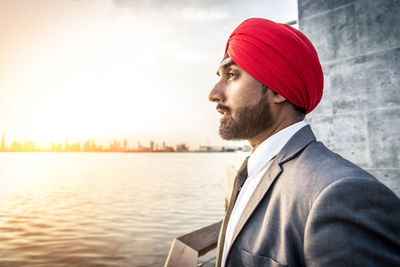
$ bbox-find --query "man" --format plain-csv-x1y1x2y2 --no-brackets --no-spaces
209,18,400,267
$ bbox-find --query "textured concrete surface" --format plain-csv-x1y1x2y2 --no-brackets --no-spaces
308,113,370,167
368,108,400,168
299,0,400,196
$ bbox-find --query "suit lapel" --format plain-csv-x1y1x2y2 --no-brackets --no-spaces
226,125,317,256
216,157,249,267
229,158,282,248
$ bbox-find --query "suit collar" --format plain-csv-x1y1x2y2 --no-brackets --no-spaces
226,125,316,258
248,121,307,178
276,125,316,164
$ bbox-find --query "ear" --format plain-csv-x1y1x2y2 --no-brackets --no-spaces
270,91,287,104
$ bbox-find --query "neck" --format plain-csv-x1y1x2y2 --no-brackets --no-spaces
248,118,303,151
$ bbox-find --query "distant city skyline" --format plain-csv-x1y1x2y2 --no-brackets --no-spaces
0,0,297,149
0,131,249,153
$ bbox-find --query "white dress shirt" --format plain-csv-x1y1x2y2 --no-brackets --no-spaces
221,120,307,266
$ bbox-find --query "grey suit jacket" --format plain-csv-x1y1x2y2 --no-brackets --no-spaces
216,126,400,267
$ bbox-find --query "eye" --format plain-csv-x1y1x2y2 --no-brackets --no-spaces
227,72,236,79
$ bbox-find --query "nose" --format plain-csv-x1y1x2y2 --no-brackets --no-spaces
208,79,225,103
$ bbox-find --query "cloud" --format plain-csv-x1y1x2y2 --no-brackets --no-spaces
113,0,223,9
112,0,297,26
112,0,230,23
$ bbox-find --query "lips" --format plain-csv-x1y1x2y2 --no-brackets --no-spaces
216,106,231,122
216,104,231,116
217,108,229,115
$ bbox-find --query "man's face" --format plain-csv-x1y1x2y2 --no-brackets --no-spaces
208,57,273,140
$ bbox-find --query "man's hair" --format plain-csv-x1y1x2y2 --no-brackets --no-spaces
261,84,306,115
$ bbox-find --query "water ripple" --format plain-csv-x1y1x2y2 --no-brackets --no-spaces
0,152,233,266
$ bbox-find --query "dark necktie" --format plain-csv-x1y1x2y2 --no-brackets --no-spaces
216,156,249,267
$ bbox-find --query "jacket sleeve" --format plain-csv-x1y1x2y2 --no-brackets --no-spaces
303,177,400,267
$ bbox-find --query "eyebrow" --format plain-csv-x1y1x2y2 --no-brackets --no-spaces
216,58,236,76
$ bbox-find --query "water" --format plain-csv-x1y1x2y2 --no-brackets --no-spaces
0,152,235,267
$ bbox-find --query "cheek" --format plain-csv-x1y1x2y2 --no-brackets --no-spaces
232,87,262,108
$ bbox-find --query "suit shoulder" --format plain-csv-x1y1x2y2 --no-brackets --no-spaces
303,176,400,265
276,140,399,213
284,140,378,189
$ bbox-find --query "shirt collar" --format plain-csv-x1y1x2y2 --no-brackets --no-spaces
247,121,307,178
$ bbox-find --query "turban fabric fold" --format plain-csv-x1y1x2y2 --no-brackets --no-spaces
225,18,324,114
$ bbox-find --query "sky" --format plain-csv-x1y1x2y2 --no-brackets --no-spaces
0,0,297,149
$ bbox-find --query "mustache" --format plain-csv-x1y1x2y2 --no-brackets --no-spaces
216,104,231,112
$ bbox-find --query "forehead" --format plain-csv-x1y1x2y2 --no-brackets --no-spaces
220,51,233,66
220,57,233,67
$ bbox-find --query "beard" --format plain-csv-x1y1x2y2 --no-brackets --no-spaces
218,94,273,140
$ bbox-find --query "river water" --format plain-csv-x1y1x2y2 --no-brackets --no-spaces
0,152,236,267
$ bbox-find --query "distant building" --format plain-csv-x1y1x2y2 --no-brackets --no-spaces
91,138,98,151
23,140,35,152
83,140,91,152
70,142,81,152
65,138,69,151
176,144,189,152
150,141,154,152
56,143,63,152
110,139,122,152
198,145,222,152
0,131,6,151
198,145,242,152
10,141,23,152
165,146,175,152
221,146,237,152
81,139,98,152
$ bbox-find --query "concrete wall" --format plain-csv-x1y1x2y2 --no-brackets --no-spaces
298,0,400,196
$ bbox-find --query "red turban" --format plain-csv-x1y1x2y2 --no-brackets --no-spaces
225,18,323,114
